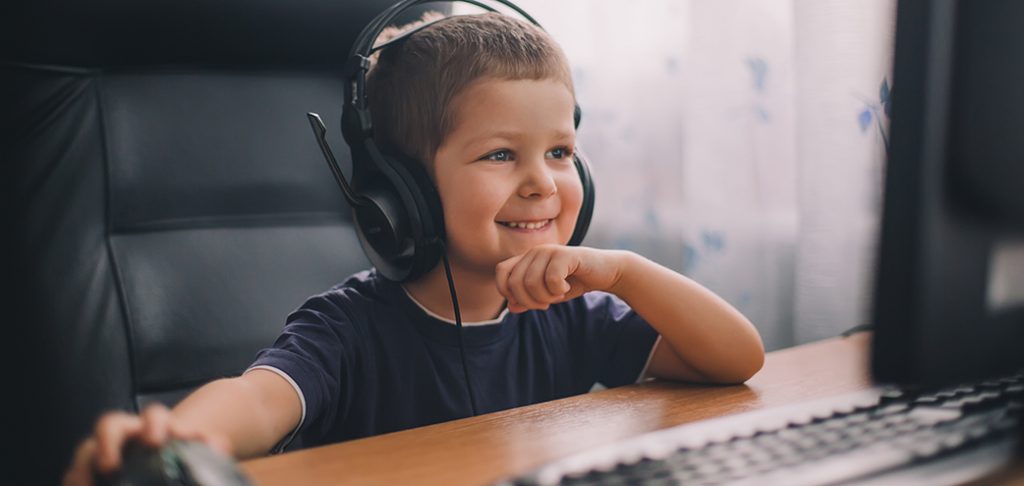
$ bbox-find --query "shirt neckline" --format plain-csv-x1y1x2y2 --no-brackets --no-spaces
374,271,517,347
400,285,510,326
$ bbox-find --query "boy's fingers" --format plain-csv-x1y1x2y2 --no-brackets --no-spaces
507,251,543,310
63,438,98,486
140,404,171,447
523,249,557,305
495,263,511,301
93,412,143,472
545,251,574,298
495,254,525,278
495,254,525,300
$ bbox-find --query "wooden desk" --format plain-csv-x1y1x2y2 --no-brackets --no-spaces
242,333,874,484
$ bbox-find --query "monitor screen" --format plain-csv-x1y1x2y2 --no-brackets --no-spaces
871,0,1024,387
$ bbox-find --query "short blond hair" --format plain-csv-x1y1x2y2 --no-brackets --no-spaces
366,12,575,166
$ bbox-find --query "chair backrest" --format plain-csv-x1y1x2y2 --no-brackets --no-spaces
3,1,438,481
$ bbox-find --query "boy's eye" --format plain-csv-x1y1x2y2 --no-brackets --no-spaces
483,149,514,162
546,146,574,160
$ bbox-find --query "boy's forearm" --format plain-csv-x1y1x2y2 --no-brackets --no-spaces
170,371,301,459
609,251,765,383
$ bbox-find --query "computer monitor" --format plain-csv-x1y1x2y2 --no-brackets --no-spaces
871,0,1024,388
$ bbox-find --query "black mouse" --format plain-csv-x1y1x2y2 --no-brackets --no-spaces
96,439,252,486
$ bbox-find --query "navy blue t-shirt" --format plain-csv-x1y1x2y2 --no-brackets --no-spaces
248,269,659,449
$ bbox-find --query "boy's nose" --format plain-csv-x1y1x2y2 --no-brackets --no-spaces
518,160,557,199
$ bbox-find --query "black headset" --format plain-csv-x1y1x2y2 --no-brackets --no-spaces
309,0,595,283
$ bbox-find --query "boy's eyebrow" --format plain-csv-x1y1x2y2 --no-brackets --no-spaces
461,129,576,149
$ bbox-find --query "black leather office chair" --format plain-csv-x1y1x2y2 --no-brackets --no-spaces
2,1,439,482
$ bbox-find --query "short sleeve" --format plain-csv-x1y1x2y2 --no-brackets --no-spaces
248,292,359,447
579,292,659,388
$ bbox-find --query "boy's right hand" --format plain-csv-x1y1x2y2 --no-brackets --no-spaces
62,404,232,486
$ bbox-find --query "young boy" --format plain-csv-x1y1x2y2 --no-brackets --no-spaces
64,11,764,485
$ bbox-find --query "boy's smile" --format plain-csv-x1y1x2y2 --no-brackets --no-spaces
432,77,583,276
497,219,553,230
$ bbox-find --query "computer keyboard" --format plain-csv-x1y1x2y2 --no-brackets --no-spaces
501,374,1023,485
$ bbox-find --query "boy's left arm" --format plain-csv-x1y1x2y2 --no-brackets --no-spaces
609,251,764,384
496,246,765,385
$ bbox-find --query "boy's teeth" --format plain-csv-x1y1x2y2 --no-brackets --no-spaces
503,219,550,229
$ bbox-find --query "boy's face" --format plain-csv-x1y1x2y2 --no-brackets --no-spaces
433,78,583,275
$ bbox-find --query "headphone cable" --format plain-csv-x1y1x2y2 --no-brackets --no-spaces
439,246,480,416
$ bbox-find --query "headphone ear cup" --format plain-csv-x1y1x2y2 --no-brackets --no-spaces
569,150,595,246
351,182,415,280
376,150,447,281
354,182,409,258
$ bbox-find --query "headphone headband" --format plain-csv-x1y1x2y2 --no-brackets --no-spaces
341,0,543,145
351,0,539,59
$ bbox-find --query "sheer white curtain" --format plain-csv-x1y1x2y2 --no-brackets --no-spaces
459,0,896,350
